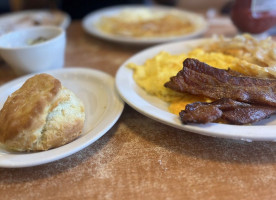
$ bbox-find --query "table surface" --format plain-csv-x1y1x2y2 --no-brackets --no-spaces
1,12,276,200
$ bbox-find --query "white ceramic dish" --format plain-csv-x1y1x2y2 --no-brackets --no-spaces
0,9,71,35
0,68,124,168
82,5,207,45
0,26,66,75
115,38,276,142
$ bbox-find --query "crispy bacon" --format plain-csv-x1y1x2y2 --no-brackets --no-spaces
165,58,276,124
180,98,276,124
165,58,276,107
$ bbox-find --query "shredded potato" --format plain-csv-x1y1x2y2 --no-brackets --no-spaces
203,34,276,78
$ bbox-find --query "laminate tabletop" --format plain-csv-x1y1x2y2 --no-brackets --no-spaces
1,11,276,200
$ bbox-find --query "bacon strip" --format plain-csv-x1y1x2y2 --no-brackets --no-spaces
180,98,276,124
165,58,276,107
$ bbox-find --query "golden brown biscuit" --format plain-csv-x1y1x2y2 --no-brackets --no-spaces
0,73,85,151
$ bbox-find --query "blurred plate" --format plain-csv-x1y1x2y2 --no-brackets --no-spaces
115,38,276,141
0,9,71,35
82,5,207,45
0,67,124,168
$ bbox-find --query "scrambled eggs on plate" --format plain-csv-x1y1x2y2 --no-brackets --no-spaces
128,41,273,115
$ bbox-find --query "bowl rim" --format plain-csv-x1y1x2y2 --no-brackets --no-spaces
0,26,65,50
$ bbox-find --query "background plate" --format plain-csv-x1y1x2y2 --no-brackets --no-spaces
0,67,124,168
0,9,71,35
82,5,207,45
115,38,276,141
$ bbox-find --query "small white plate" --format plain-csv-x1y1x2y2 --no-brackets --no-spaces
0,9,71,35
115,38,276,142
0,68,124,168
82,5,207,45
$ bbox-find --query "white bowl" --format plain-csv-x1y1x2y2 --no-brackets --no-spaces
0,26,66,75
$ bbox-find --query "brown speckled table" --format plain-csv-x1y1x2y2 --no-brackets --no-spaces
1,15,276,200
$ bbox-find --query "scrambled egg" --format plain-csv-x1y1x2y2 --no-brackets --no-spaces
128,48,256,115
128,34,276,115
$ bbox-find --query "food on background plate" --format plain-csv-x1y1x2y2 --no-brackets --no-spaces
13,10,65,26
128,34,276,124
97,8,197,38
0,10,68,35
0,74,85,151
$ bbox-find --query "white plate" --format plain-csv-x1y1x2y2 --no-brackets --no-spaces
115,38,276,141
0,68,124,168
82,5,207,45
0,9,71,35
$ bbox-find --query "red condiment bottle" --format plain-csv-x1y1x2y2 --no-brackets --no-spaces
230,0,276,34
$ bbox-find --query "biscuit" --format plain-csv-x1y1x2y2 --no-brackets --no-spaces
0,73,85,151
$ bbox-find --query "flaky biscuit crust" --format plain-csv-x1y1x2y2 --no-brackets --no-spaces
0,73,85,151
0,74,61,143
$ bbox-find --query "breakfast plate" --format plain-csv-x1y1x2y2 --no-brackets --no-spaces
0,68,124,168
0,9,71,35
115,38,276,141
82,5,207,45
